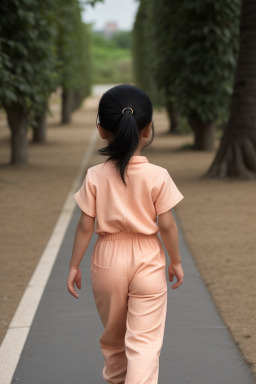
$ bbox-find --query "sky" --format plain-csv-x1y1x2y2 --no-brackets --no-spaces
82,0,140,31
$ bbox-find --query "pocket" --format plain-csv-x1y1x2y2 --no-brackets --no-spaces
91,240,116,269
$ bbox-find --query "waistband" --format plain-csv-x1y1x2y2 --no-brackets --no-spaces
97,232,159,241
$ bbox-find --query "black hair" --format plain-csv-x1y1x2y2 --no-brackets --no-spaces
95,83,155,185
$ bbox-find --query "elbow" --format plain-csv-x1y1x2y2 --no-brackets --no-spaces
78,213,95,234
159,222,177,235
158,211,177,233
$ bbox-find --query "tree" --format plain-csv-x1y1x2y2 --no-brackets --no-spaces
143,0,181,133
32,100,48,143
57,0,92,124
0,0,59,162
132,1,149,92
132,0,166,111
71,22,92,112
147,0,241,148
205,0,256,179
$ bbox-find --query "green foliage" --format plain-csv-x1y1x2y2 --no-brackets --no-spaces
0,0,91,118
57,0,92,94
91,32,133,84
82,0,104,6
132,1,148,92
0,0,59,113
148,0,241,123
81,22,92,96
177,117,191,134
132,0,166,108
112,31,132,50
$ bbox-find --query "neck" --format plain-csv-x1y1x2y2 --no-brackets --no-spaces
133,148,141,156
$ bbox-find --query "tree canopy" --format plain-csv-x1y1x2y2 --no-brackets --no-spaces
132,0,241,148
0,0,92,162
0,0,59,114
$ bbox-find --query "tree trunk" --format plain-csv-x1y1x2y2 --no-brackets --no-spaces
61,88,73,125
205,0,256,179
6,103,29,164
165,99,180,133
188,115,215,150
32,102,47,143
72,88,85,112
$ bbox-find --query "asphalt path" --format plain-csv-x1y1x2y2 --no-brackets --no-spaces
9,205,256,384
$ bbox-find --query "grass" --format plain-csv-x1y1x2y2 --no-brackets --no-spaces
90,31,133,84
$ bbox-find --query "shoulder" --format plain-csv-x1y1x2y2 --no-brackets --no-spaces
86,162,113,182
144,162,168,180
87,162,107,173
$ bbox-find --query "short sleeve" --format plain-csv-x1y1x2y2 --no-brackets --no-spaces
74,168,96,217
154,170,184,215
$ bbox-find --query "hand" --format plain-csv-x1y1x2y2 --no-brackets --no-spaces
67,266,82,299
168,263,184,289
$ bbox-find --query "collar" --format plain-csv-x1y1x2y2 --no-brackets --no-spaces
129,155,149,164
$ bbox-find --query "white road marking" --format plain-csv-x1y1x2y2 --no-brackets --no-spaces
0,128,98,384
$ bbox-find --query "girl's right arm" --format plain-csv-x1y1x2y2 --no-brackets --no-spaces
158,209,184,289
67,211,95,298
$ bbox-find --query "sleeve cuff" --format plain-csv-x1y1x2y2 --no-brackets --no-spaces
156,193,184,215
74,192,96,217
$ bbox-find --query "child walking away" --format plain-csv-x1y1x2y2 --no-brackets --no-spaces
67,84,184,384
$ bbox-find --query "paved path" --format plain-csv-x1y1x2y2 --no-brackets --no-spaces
7,202,255,384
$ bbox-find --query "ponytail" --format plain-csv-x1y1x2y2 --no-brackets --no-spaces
95,84,154,185
97,110,139,185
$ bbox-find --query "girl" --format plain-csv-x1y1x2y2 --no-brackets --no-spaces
67,84,184,384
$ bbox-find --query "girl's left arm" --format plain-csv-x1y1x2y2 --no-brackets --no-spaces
67,211,95,298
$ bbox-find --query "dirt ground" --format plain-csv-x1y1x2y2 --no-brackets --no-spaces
0,95,256,379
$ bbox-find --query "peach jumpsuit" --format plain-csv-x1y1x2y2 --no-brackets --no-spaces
74,155,184,384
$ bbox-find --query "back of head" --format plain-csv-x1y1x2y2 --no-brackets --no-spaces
96,83,154,185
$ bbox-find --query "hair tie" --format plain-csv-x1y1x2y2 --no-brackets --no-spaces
122,107,134,115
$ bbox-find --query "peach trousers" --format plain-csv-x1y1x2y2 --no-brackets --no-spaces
91,232,168,384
